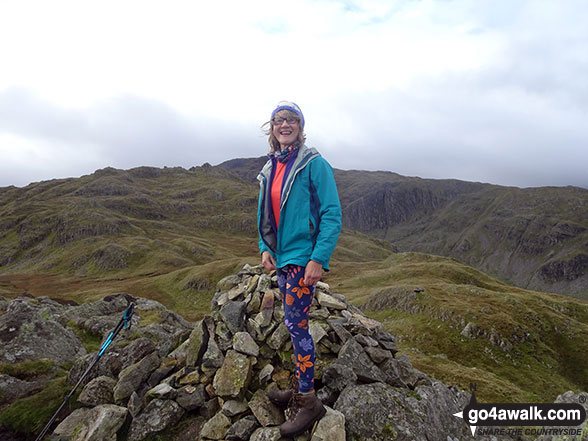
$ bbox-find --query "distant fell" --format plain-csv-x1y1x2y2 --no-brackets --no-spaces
218,157,588,299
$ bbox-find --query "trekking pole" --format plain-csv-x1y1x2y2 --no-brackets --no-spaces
35,302,135,441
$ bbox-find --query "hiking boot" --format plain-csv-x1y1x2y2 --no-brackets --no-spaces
279,392,327,438
268,376,298,408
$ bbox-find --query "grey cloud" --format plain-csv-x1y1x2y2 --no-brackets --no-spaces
0,88,263,187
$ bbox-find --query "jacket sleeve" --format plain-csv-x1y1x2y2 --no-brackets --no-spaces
309,157,342,268
258,185,271,256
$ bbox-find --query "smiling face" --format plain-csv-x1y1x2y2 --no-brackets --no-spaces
272,110,300,151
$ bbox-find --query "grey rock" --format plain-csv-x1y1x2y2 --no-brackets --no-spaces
364,346,394,364
309,321,328,345
316,291,347,310
257,274,272,292
354,334,379,347
248,389,285,427
0,374,42,405
70,404,127,441
186,319,208,367
113,351,160,402
222,399,250,417
128,399,185,441
52,408,92,441
387,355,432,389
259,363,275,383
200,411,232,440
226,415,260,441
336,338,387,383
322,363,358,392
217,274,241,292
267,323,291,350
146,383,176,400
78,375,116,406
176,384,207,411
220,301,247,334
200,397,221,418
335,382,476,441
233,331,260,357
213,350,253,398
310,406,346,441
0,297,86,364
202,316,224,373
250,427,283,441
127,391,143,418
327,320,352,344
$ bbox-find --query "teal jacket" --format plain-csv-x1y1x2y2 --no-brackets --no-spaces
257,145,342,270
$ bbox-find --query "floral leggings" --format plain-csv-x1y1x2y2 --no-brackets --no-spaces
276,264,315,393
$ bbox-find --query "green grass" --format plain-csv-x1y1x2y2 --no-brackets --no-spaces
0,375,80,435
0,359,55,381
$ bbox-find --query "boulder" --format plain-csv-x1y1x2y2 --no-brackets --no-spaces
78,376,116,406
200,411,232,440
213,350,253,398
248,389,285,427
113,351,160,402
127,399,185,441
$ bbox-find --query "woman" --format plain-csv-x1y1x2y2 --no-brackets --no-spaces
257,101,342,437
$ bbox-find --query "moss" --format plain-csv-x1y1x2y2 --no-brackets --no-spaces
0,376,81,434
0,359,55,380
67,322,103,353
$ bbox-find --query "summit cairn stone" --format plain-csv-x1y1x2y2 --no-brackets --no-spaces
2,264,513,441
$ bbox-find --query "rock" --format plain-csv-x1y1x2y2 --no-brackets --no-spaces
310,406,346,441
148,359,181,387
128,399,185,441
201,316,224,373
217,274,241,292
70,404,127,441
0,297,86,364
257,274,272,292
309,322,328,345
354,334,379,347
250,427,283,441
146,383,176,400
385,356,432,389
0,374,43,405
267,323,290,350
326,320,352,344
461,322,481,339
222,399,249,417
364,346,393,364
233,331,260,357
335,382,472,441
200,411,232,440
213,350,253,398
336,337,387,383
322,363,357,392
316,292,347,310
78,376,116,406
536,391,588,441
113,351,160,402
226,415,260,441
52,408,92,441
176,384,207,411
220,301,247,334
186,319,208,367
248,389,285,427
199,397,221,418
259,363,274,383
127,391,142,417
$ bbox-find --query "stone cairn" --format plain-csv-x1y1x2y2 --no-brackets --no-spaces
46,264,487,441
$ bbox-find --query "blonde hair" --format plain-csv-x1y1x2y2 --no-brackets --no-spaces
261,110,306,154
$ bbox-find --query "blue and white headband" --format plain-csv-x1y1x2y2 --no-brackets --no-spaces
271,101,305,128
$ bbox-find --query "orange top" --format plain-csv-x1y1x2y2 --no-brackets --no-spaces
271,161,287,229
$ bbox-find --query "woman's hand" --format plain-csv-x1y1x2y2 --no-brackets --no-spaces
261,251,277,271
303,260,323,286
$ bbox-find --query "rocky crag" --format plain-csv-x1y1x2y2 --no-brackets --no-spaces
4,265,584,440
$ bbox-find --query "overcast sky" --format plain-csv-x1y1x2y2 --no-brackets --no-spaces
1,0,587,189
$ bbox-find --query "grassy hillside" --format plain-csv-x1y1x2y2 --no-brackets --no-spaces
219,157,588,299
327,253,588,403
1,164,586,405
